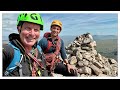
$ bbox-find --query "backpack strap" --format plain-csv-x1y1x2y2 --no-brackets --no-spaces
54,37,61,55
37,45,43,54
43,32,52,53
44,40,52,53
4,43,23,76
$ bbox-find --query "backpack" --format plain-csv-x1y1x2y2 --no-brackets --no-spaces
4,42,43,76
43,32,61,72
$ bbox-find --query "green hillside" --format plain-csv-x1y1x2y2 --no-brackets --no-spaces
96,39,118,60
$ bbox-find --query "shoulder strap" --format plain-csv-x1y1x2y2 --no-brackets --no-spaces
43,32,51,38
37,45,43,53
44,40,52,53
43,32,53,53
54,36,61,55
4,43,23,76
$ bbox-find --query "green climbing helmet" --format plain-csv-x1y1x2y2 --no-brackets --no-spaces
17,13,44,30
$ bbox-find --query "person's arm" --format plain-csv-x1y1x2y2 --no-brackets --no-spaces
63,59,69,65
60,40,77,75
60,39,68,64
3,44,14,71
38,38,48,51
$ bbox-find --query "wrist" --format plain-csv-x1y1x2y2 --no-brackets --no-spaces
64,59,69,65
66,62,69,65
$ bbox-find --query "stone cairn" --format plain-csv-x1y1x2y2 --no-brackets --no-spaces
64,33,118,77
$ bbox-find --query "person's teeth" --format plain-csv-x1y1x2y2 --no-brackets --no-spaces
28,37,34,41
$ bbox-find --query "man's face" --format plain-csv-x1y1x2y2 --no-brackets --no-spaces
51,25,61,37
19,22,40,47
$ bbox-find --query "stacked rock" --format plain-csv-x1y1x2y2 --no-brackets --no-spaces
65,33,118,77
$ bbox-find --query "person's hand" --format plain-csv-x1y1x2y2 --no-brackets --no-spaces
66,64,78,75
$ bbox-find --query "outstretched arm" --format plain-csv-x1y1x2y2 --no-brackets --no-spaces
3,44,14,72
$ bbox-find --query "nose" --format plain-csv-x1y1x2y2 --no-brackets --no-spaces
29,29,35,36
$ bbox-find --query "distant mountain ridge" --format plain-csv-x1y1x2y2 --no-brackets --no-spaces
2,35,118,46
60,35,117,46
93,35,117,40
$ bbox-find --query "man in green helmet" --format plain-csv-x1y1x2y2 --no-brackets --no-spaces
3,13,48,77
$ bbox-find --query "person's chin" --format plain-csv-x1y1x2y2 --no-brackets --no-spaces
53,34,58,37
26,42,35,47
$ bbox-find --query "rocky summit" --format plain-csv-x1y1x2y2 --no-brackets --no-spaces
53,33,118,77
65,33,118,77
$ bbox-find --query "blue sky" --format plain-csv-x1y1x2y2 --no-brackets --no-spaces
41,13,118,36
2,13,118,40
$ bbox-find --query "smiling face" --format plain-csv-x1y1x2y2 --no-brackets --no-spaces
18,22,40,48
51,25,61,38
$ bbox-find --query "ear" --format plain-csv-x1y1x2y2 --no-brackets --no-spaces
17,26,21,33
50,27,52,31
59,29,61,33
